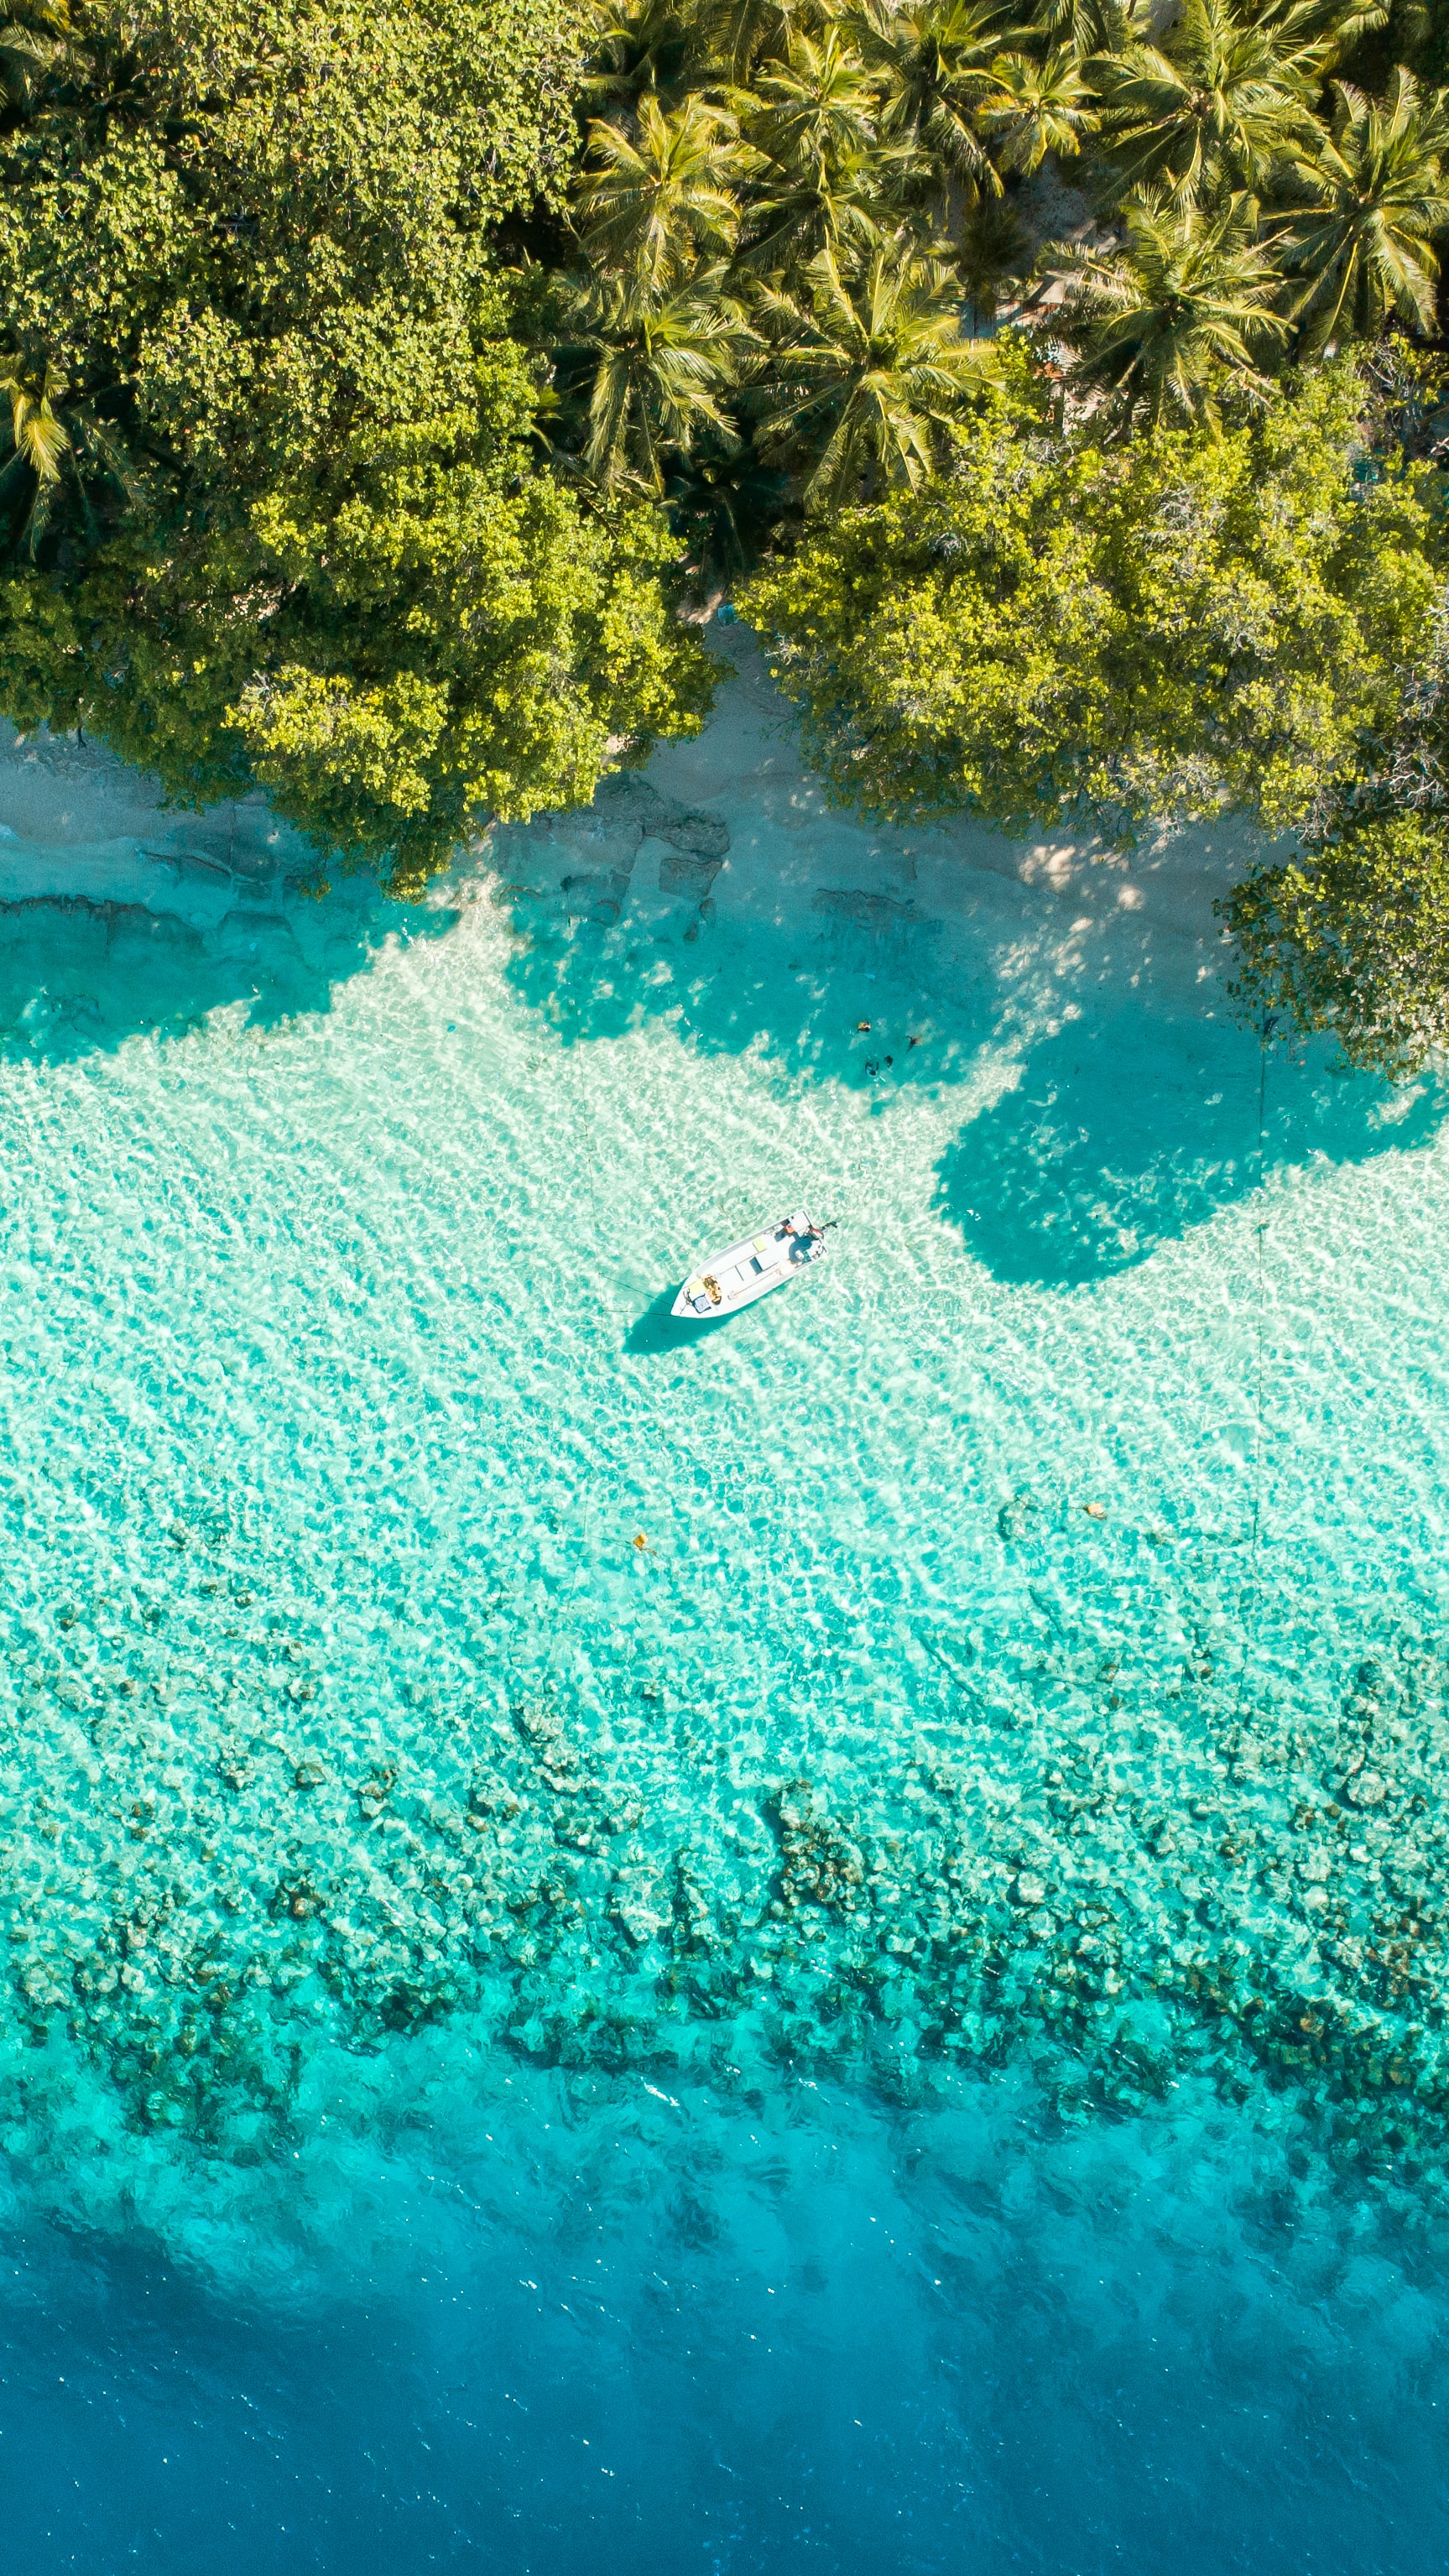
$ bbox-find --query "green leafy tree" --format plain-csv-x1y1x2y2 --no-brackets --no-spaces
743,352,1445,837
0,0,717,891
1225,809,1449,1072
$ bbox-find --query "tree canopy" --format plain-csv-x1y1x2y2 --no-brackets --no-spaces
0,0,716,890
743,351,1446,840
1225,808,1449,1075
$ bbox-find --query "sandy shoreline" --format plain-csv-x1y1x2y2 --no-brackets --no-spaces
0,627,1265,1046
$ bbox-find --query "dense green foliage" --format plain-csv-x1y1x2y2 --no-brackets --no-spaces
743,339,1449,1069
0,0,715,889
6,0,1449,1052
527,0,1449,1070
537,0,1449,527
1225,808,1449,1072
1222,532,1449,1070
743,351,1446,837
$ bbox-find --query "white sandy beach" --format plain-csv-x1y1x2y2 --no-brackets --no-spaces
0,624,1265,1049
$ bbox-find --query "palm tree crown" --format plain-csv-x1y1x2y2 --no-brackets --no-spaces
582,0,700,115
859,0,1013,196
759,235,998,505
0,352,71,551
576,93,745,284
739,25,905,272
1097,0,1327,209
567,263,758,492
1279,69,1449,345
1049,192,1291,425
978,44,1100,174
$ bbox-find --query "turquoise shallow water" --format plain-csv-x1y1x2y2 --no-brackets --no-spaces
3,733,1449,2565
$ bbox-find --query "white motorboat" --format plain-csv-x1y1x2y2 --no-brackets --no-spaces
671,1208,828,1320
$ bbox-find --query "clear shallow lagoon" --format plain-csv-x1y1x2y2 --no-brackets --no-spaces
2,688,1449,2568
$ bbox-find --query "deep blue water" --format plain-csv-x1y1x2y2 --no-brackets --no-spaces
7,2069,1449,2573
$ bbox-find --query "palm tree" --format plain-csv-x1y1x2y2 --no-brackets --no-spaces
977,44,1100,172
746,22,883,174
1277,70,1449,347
701,0,829,86
1047,192,1291,425
564,263,758,492
857,0,1014,201
0,346,143,558
0,352,70,550
1095,0,1328,211
576,93,746,284
758,236,1000,506
0,0,76,118
1018,0,1144,63
581,0,701,117
1255,0,1389,68
739,24,908,272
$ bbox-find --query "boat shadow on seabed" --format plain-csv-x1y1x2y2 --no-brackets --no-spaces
623,1287,718,1354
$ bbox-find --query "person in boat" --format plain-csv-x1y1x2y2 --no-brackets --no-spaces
780,1215,823,1261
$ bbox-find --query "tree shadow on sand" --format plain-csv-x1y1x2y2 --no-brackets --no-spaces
508,901,1449,1298
936,1018,1449,1288
0,884,460,1063
499,898,969,1100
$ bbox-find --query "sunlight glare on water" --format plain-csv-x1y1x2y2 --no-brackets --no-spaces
0,667,1447,2569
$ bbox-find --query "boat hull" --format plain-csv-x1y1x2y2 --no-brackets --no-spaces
671,1212,826,1321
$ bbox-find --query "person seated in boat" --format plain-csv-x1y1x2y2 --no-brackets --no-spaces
776,1211,822,1260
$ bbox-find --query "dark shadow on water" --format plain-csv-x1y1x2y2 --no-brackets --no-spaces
508,902,1449,1290
936,1019,1449,1288
501,908,970,1098
14,850,1446,1296
624,1286,717,1355
623,1282,790,1354
0,885,459,1063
